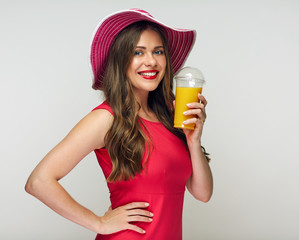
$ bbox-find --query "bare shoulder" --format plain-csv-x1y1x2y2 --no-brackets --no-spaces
26,108,114,181
85,108,114,126
70,108,114,149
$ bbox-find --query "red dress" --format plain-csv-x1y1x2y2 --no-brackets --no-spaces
93,102,192,240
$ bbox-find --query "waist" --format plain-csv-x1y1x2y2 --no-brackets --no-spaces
109,190,186,211
97,191,185,240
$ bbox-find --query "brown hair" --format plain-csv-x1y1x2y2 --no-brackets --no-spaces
101,21,209,182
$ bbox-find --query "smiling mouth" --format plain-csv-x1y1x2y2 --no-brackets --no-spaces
138,71,159,79
138,72,158,77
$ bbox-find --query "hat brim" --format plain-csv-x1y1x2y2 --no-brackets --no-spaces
89,9,196,90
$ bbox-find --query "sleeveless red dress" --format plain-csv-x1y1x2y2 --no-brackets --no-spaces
93,102,192,240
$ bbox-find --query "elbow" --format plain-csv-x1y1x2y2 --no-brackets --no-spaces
197,194,212,203
193,190,213,203
25,176,36,195
194,195,212,203
25,175,44,196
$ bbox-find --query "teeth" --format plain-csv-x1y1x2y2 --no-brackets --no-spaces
139,72,157,76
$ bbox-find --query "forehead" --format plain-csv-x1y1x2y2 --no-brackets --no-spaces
136,29,163,46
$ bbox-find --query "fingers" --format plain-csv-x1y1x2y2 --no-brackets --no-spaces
123,202,149,210
123,202,153,222
185,93,207,114
128,208,154,217
183,95,207,127
127,215,153,223
184,103,206,120
183,117,204,126
198,93,207,106
117,202,152,218
126,224,146,234
99,202,153,235
186,102,206,113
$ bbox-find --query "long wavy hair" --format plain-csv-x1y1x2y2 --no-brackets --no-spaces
101,21,209,182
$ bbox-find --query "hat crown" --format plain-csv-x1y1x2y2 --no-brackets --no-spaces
129,8,154,18
90,8,196,89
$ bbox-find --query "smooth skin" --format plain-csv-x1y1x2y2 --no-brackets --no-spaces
25,29,212,236
25,109,152,234
127,29,166,121
181,93,213,202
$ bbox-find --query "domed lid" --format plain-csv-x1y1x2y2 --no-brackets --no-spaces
174,66,205,82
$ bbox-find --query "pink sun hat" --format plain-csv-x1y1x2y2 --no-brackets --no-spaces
89,8,196,90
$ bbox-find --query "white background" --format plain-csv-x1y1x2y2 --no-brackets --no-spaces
1,0,299,239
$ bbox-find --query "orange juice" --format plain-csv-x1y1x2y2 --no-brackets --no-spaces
174,87,202,130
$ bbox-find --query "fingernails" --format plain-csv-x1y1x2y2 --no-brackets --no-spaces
183,111,188,115
145,203,149,206
143,230,146,233
186,103,192,107
150,212,154,216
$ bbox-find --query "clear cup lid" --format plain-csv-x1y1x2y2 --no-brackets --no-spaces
174,67,205,82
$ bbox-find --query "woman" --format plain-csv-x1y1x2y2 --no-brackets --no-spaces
25,9,213,240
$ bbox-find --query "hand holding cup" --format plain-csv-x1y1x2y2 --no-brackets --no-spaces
174,67,205,130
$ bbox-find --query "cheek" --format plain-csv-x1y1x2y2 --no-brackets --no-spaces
130,58,140,69
126,62,137,78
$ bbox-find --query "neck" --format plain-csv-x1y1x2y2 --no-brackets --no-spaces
134,90,159,122
133,89,149,111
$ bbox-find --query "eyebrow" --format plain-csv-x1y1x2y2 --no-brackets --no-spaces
136,46,164,49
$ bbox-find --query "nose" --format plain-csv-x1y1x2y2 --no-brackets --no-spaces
144,53,157,67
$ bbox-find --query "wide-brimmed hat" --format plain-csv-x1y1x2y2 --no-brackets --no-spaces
89,8,196,90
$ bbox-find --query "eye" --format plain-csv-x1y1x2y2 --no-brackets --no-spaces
134,51,143,56
154,50,164,55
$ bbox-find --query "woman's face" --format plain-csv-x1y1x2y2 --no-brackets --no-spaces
126,29,166,97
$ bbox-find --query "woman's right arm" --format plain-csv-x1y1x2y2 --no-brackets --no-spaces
25,109,152,234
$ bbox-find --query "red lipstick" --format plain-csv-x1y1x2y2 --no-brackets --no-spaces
138,70,159,80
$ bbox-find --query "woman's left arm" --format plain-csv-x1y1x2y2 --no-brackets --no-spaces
181,93,213,202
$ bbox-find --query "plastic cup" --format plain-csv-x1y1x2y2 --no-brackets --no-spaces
174,67,205,130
